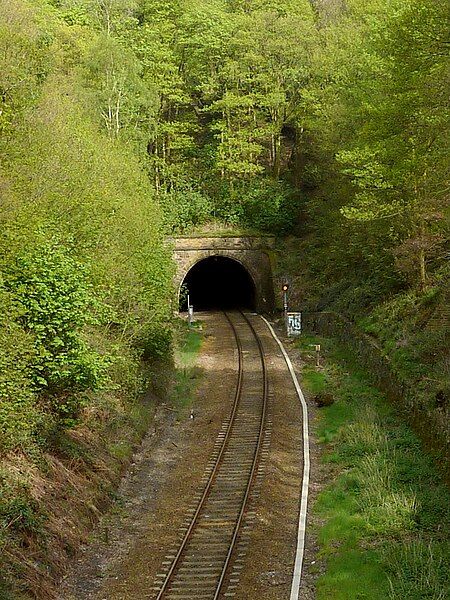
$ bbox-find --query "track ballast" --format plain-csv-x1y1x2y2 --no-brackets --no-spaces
153,311,269,599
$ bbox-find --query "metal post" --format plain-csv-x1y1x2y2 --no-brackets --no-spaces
315,344,321,368
282,283,289,334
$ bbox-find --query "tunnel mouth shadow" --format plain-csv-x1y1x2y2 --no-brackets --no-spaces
179,256,256,312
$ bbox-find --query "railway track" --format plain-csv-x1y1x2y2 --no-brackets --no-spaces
153,311,269,600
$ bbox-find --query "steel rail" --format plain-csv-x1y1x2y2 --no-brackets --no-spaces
154,311,268,600
155,311,244,599
212,311,268,599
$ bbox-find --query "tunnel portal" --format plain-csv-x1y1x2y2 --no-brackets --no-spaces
172,236,275,313
180,256,256,311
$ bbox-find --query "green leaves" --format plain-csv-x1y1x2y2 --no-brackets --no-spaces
0,284,43,453
3,242,107,405
0,0,174,443
302,0,449,291
158,189,213,234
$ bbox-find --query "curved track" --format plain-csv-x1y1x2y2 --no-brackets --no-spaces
153,311,268,600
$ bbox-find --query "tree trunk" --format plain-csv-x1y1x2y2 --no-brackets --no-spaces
274,133,281,178
418,218,427,290
114,90,122,137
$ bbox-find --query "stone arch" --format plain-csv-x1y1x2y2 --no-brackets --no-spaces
176,252,258,300
178,254,257,311
171,236,275,313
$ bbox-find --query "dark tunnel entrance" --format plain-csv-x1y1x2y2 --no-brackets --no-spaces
179,256,256,311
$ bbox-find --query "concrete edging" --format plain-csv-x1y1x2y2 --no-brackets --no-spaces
260,316,310,600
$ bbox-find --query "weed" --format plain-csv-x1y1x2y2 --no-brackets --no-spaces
384,540,449,600
171,367,203,410
175,325,202,369
0,579,16,600
109,441,133,461
0,470,42,534
302,368,328,395
170,321,203,414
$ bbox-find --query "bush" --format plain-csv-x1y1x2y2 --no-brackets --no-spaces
159,188,213,234
0,468,41,533
239,180,295,234
2,241,108,408
141,324,173,361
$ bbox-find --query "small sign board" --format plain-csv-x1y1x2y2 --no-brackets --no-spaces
287,312,302,336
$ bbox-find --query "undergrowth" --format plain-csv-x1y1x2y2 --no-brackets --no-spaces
298,336,450,600
0,340,166,599
358,280,449,392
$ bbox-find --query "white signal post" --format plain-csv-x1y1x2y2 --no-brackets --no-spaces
187,294,194,327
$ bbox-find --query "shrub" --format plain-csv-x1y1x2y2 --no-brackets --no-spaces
2,241,109,421
159,189,213,234
0,468,41,533
239,180,295,234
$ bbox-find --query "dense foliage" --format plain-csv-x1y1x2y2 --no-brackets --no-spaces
0,0,174,452
1,2,174,595
3,0,444,275
303,0,449,294
0,0,448,597
298,0,449,456
0,0,447,498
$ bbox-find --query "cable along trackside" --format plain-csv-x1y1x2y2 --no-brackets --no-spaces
154,311,269,600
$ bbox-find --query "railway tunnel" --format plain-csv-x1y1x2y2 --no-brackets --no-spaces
179,256,256,311
173,236,275,314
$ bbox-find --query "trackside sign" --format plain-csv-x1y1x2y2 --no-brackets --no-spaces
287,312,302,336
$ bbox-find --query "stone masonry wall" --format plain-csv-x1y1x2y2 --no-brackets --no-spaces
170,236,276,313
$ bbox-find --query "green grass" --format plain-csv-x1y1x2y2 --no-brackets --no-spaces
171,322,203,412
176,325,202,369
317,548,388,600
108,440,133,461
299,336,450,600
303,368,327,395
383,540,449,600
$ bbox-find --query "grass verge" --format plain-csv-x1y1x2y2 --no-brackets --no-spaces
298,336,450,600
170,321,203,414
